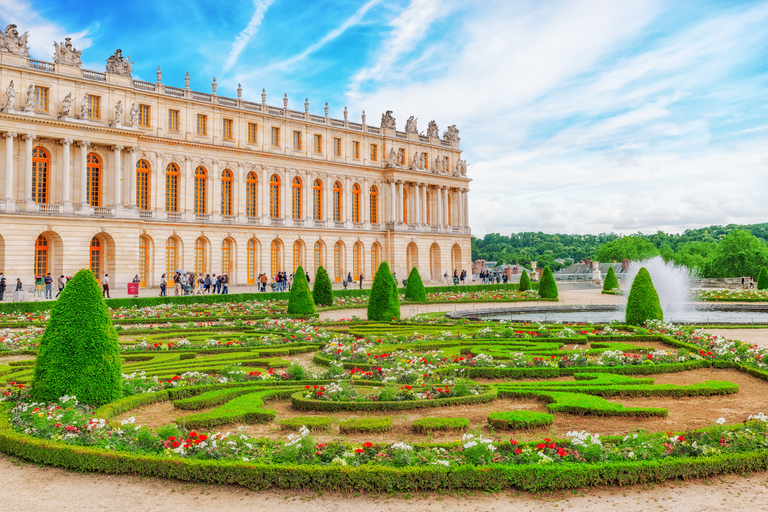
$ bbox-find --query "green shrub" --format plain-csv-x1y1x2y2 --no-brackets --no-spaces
518,270,531,292
404,267,427,301
313,266,334,307
287,266,315,315
758,267,768,290
538,266,558,299
367,262,400,321
279,416,333,431
625,267,663,326
487,411,554,430
603,266,619,291
412,417,469,433
32,269,122,406
339,417,392,433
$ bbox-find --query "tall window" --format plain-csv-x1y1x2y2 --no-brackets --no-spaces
195,238,206,276
165,163,179,212
247,239,257,284
423,152,428,169
34,86,49,111
270,239,282,276
271,127,280,146
398,149,405,166
87,95,100,119
136,159,150,210
221,169,232,216
222,239,232,275
351,183,361,223
293,130,302,150
31,147,49,204
293,241,304,273
196,114,207,136
248,123,257,143
370,144,377,161
138,235,149,286
194,166,207,214
333,137,341,157
353,242,362,279
371,243,381,274
34,234,48,277
292,177,302,219
223,119,233,140
334,241,343,282
313,179,322,221
314,241,324,272
246,171,257,217
313,134,322,153
352,141,360,159
168,109,179,131
90,237,101,279
166,237,178,277
269,174,280,218
86,153,101,206
138,104,150,127
333,181,342,222
370,185,378,223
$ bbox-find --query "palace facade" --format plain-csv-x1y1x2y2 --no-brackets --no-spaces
0,25,471,289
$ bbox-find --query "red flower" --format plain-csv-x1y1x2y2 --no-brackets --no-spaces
510,439,518,445
317,391,323,396
536,443,545,449
305,385,311,389
355,448,364,453
362,442,373,448
169,436,176,441
317,443,326,449
514,448,522,455
189,431,198,438
172,441,180,448
557,449,566,457
199,435,208,441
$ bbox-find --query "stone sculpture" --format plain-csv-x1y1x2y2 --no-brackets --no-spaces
61,92,73,117
24,84,34,112
53,37,82,67
0,25,29,57
80,95,88,119
129,103,139,127
388,148,398,167
427,120,439,138
105,49,133,77
443,124,460,143
4,80,15,111
454,159,468,176
410,151,421,170
405,115,418,134
381,110,396,130
114,100,123,125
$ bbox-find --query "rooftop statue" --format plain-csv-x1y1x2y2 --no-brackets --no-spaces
53,37,82,67
405,115,418,134
0,25,29,57
105,49,133,77
427,120,439,138
455,159,468,176
443,124,460,143
381,110,396,130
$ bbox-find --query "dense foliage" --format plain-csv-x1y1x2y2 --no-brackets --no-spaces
603,267,619,291
625,268,663,326
594,237,659,262
518,269,531,291
404,267,427,301
367,262,400,321
287,266,315,315
312,266,334,307
538,266,558,299
759,267,768,290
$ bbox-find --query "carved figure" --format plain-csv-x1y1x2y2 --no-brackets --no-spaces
427,120,439,138
405,115,418,134
105,49,133,77
24,84,34,112
0,25,30,57
4,80,15,110
434,156,443,173
61,92,73,117
114,100,123,125
53,37,82,67
80,95,88,119
387,147,398,167
443,124,460,143
380,110,396,130
460,160,468,176
420,152,426,170
129,103,139,127
410,151,421,170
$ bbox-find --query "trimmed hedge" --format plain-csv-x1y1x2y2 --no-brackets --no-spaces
759,267,768,290
487,411,554,430
518,270,531,292
625,268,663,326
339,417,392,433
538,267,558,299
313,266,334,307
603,267,619,291
367,262,400,321
404,267,427,302
290,387,498,412
175,388,300,428
287,266,315,315
279,416,333,432
412,417,470,433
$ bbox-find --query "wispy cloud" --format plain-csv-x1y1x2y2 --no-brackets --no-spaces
223,0,274,73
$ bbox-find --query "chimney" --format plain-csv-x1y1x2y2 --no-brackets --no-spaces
621,259,630,272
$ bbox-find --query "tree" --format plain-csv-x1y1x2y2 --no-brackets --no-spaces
625,267,663,326
518,269,531,291
312,266,333,307
538,266,558,299
603,266,619,291
758,267,768,290
287,265,315,315
705,230,768,278
404,267,427,301
594,236,659,263
32,269,122,406
367,261,400,321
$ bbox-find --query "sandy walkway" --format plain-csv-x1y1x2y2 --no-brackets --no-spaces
705,329,768,348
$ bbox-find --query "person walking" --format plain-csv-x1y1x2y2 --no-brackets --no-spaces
288,273,293,292
0,273,6,301
222,274,229,294
131,274,140,297
102,273,110,298
204,273,211,293
44,272,53,299
15,278,22,291
260,272,268,292
173,272,181,295
215,274,223,294
359,273,364,289
160,273,167,296
443,271,449,285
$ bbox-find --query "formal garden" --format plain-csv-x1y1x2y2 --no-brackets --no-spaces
2,264,768,492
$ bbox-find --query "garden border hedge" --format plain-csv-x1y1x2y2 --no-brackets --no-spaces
290,387,498,412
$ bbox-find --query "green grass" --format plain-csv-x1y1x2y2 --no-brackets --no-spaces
411,417,469,433
487,411,554,429
339,417,392,433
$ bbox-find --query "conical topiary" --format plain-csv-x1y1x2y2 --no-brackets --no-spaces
32,269,122,406
625,267,663,326
518,269,531,291
538,266,558,299
404,267,427,301
758,267,768,290
367,261,401,321
313,266,334,307
603,266,619,291
288,266,315,315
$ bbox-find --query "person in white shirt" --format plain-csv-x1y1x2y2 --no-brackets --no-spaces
101,274,110,298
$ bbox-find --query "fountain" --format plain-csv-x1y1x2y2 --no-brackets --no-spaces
622,256,693,319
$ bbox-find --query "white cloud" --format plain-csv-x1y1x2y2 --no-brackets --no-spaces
222,0,274,73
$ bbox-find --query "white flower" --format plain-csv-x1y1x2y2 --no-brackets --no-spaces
716,417,726,425
120,416,136,425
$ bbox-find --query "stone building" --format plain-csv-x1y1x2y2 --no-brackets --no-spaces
0,25,471,288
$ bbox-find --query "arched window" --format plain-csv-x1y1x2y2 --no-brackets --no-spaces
334,241,344,282
293,240,304,273
221,169,232,216
90,236,101,279
269,174,280,219
353,242,362,279
138,235,149,286
246,171,257,217
194,238,207,276
86,153,101,207
222,239,232,275
314,240,325,272
165,163,179,212
292,176,302,220
247,239,258,284
136,160,150,210
166,237,178,277
34,234,48,277
351,184,361,223
194,166,207,214
371,242,381,274
333,181,342,222
270,239,282,276
31,147,49,204
313,179,322,221
369,185,378,224
403,188,408,224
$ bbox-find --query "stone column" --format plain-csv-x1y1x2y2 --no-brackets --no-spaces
421,185,427,226
361,178,369,225
397,180,404,223
463,188,469,228
436,186,443,228
389,180,395,224
302,171,310,221
236,165,246,220
414,183,421,226
23,134,35,203
61,139,72,205
211,161,221,219
324,175,333,223
260,167,269,221
112,145,123,207
4,132,16,203
128,146,138,208
78,141,90,205
443,187,449,227
281,170,290,222
343,176,351,226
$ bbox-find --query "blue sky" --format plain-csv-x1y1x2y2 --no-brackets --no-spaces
2,0,767,236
